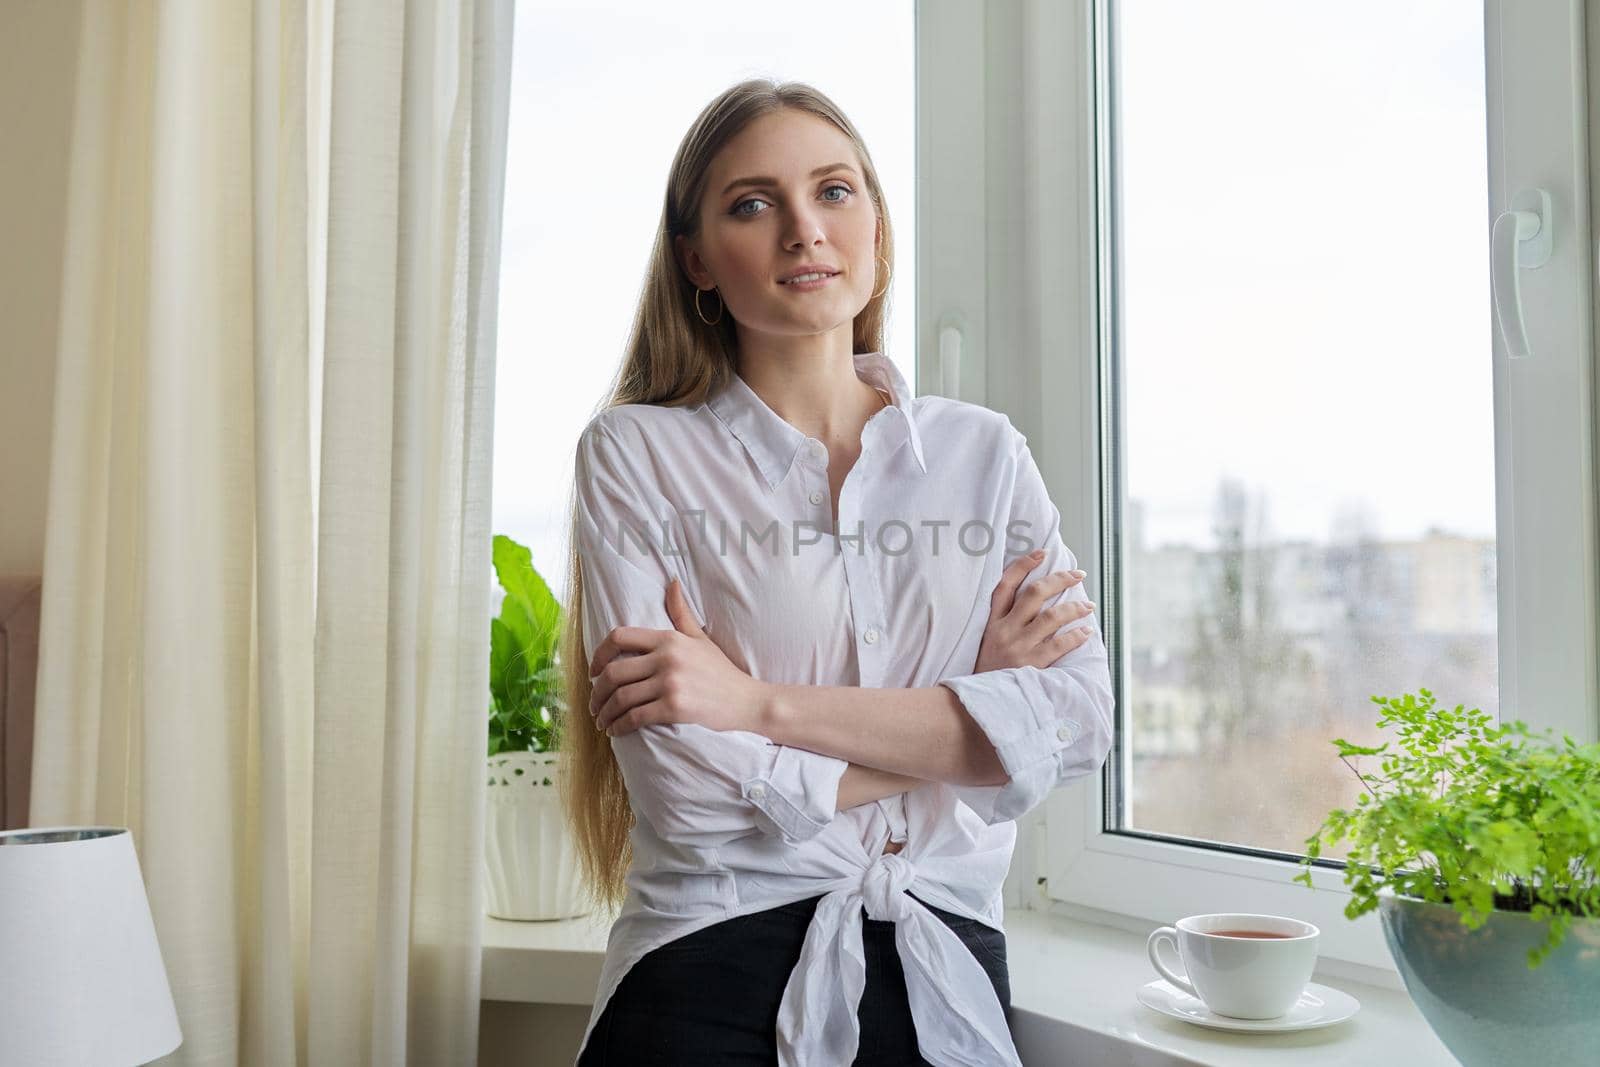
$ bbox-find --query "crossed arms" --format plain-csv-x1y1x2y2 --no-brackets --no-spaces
576,416,1115,850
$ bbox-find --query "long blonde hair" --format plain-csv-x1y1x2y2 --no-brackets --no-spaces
556,77,899,913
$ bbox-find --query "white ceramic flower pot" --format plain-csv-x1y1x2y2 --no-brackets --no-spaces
484,750,590,921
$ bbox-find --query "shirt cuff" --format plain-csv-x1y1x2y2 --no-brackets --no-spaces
740,743,850,845
938,670,1085,824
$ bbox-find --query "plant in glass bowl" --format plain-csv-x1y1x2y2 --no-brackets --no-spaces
1297,688,1600,1065
482,533,587,920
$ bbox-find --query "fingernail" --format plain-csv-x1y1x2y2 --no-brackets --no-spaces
1031,549,1045,559
1071,569,1086,578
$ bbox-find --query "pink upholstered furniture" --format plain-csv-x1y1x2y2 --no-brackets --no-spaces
0,576,42,831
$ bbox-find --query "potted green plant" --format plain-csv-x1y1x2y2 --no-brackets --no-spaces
1297,689,1600,1065
483,533,587,921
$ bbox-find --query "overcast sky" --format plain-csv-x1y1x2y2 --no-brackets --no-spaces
492,0,1495,595
1118,0,1493,549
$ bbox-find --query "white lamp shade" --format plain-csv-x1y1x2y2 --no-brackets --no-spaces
0,827,182,1066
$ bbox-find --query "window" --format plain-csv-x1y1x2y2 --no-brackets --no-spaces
918,0,1596,973
493,1,917,606
1112,1,1501,861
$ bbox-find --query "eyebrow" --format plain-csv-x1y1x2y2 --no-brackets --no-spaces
720,162,858,197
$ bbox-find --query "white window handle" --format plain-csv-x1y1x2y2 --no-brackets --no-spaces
1490,187,1552,359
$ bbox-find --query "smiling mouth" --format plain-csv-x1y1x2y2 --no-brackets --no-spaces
779,271,840,286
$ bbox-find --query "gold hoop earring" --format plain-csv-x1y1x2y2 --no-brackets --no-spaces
871,254,892,301
694,286,724,325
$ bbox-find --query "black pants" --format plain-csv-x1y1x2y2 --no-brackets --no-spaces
576,893,1011,1066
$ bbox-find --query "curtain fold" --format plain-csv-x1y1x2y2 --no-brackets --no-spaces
31,0,513,1062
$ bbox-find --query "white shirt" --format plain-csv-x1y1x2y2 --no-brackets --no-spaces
572,350,1114,1066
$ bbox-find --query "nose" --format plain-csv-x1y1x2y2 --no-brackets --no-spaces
782,202,828,252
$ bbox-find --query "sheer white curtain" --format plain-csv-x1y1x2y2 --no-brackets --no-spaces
30,0,513,1062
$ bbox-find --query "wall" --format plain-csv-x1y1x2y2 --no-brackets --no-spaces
0,0,80,578
479,1000,592,1066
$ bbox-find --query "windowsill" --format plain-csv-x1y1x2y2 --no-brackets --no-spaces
481,904,1458,1066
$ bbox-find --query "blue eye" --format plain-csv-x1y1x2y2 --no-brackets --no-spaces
732,183,854,217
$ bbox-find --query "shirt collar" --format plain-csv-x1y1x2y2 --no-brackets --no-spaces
707,350,927,491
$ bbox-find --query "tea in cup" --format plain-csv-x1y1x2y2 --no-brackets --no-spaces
1146,913,1319,1019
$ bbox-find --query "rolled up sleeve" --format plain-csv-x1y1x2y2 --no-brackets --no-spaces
576,417,848,848
937,428,1115,825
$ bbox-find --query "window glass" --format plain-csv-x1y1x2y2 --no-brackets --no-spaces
1110,0,1498,857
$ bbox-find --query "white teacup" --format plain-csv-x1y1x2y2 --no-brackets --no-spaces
1146,913,1319,1019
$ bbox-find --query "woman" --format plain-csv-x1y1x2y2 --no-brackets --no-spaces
560,79,1114,1066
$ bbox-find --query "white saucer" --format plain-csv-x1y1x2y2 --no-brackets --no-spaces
1136,979,1360,1033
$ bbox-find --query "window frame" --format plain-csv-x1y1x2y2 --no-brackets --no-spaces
916,0,1598,975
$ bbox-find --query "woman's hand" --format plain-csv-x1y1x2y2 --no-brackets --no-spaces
975,549,1097,673
588,579,769,737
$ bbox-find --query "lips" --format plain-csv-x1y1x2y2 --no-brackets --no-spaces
778,267,840,284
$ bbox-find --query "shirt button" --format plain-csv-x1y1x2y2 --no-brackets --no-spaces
809,490,824,506
863,628,880,644
1057,725,1073,741
748,783,767,799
